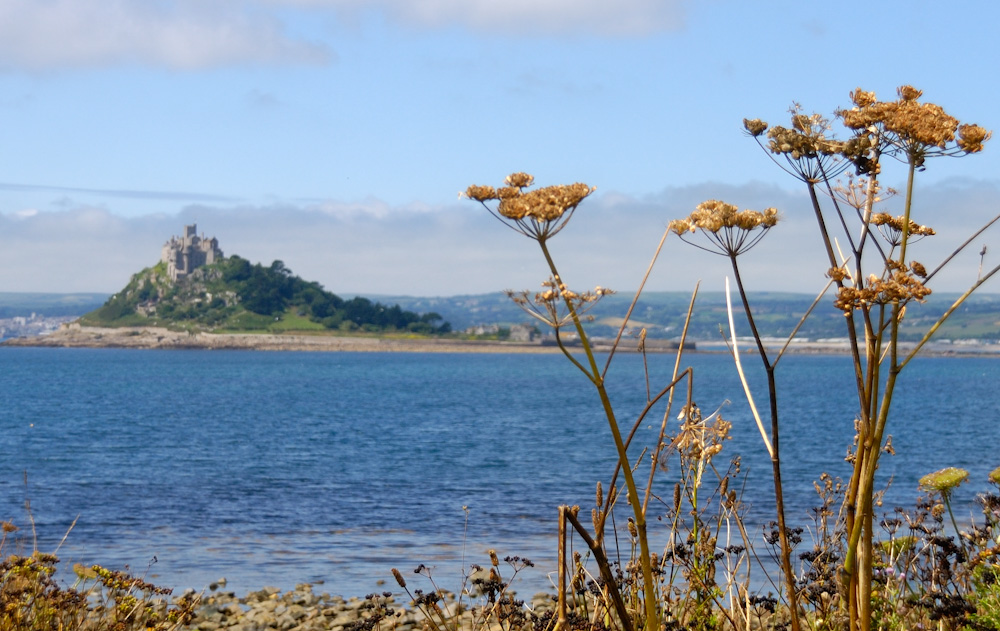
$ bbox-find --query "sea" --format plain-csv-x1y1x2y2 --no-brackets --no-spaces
1,346,998,598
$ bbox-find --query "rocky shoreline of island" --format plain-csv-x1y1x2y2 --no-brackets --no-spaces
0,324,559,353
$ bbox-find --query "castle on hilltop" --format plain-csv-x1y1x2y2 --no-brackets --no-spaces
161,224,223,281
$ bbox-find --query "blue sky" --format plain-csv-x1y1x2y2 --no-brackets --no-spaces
1,0,999,298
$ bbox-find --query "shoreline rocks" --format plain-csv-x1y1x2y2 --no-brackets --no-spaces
182,583,559,631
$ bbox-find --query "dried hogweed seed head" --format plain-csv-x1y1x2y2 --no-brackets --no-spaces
898,85,923,101
850,88,877,108
504,172,534,188
743,118,768,137
668,219,694,235
919,467,969,493
464,185,497,202
489,549,499,567
958,124,992,153
827,266,849,282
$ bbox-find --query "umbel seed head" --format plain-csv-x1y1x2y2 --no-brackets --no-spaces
464,172,595,242
919,467,969,493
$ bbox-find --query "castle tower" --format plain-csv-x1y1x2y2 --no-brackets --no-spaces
161,224,224,281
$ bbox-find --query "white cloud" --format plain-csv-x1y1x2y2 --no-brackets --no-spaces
2,178,999,297
273,0,689,37
0,0,330,71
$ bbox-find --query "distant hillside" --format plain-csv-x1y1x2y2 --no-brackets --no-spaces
0,292,108,318
5,286,998,342
370,291,1000,342
79,256,451,334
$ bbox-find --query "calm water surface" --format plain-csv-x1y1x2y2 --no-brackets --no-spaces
1,347,997,596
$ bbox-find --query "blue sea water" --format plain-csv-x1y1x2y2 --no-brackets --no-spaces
1,347,998,597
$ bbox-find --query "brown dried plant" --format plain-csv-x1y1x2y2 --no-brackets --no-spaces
740,85,998,631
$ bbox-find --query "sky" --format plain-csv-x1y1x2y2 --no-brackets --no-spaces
1,0,1000,299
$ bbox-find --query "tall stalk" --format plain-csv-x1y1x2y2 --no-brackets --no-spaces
537,239,660,631
727,257,800,631
745,85,992,631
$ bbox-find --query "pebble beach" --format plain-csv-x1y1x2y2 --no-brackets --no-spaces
181,582,559,631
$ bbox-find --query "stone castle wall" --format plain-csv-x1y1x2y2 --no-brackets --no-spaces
161,224,223,281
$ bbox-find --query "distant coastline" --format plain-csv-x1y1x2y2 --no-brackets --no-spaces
5,323,1000,357
0,324,557,353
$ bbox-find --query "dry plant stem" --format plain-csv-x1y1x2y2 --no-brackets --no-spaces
537,239,659,631
772,279,834,368
806,180,867,393
601,369,693,540
901,264,1000,368
556,506,568,631
597,288,700,537
727,259,801,631
927,213,1000,281
643,287,699,513
602,227,672,379
565,509,632,631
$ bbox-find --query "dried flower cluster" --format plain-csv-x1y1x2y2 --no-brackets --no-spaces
871,212,937,246
746,86,991,180
668,403,732,465
505,276,613,329
833,261,932,312
464,172,595,241
669,199,778,256
838,85,991,165
744,111,862,180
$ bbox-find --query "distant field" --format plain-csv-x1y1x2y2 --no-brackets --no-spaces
372,290,1000,342
4,290,999,342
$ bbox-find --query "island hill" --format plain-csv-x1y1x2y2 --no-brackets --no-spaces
80,224,451,336
3,225,560,352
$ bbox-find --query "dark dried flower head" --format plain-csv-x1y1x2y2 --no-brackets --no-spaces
758,107,852,181
1,520,17,533
910,261,927,278
743,118,768,137
391,568,407,588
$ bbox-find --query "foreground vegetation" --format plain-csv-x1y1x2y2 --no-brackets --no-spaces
454,85,999,631
79,257,450,335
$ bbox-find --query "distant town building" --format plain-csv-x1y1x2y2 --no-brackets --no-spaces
161,224,223,281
